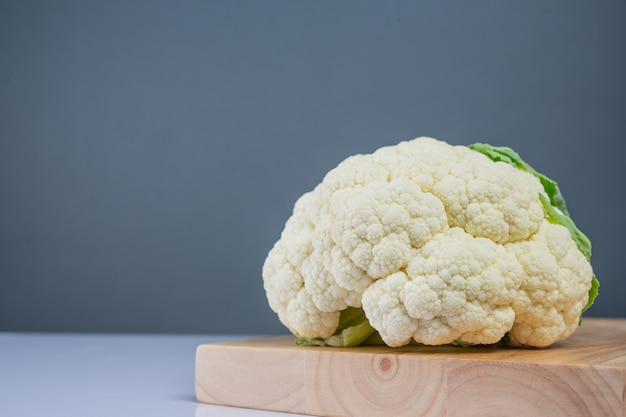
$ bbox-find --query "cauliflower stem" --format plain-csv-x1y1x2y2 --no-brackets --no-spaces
295,307,383,347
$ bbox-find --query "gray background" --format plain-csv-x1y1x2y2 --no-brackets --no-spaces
1,0,625,335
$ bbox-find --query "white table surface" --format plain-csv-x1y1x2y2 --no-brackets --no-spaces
0,332,306,417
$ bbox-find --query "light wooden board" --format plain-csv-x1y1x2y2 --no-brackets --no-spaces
195,318,626,417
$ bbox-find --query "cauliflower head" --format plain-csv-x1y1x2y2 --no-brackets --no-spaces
262,137,598,348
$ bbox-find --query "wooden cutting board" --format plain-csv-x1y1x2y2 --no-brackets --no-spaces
195,318,626,417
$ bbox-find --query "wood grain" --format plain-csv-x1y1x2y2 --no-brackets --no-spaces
195,318,626,417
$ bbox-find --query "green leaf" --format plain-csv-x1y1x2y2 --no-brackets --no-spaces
294,337,326,346
539,194,592,261
583,274,599,313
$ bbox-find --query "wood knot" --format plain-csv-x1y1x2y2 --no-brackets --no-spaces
379,357,392,372
372,355,398,381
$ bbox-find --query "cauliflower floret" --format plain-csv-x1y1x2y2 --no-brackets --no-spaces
301,216,363,312
285,289,339,338
360,271,417,347
372,137,458,192
362,228,522,346
329,178,448,278
432,148,545,243
262,191,314,318
262,191,341,337
505,220,593,347
262,137,596,347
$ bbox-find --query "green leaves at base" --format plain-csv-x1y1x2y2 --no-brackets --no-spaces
469,142,599,314
295,307,383,347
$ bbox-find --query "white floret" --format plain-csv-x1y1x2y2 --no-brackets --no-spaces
505,220,594,346
362,227,522,346
372,137,458,192
360,271,417,347
329,178,448,278
432,148,545,243
286,289,339,338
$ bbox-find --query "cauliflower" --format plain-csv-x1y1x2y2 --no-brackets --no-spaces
262,137,598,348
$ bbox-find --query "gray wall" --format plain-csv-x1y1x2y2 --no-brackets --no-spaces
1,0,625,335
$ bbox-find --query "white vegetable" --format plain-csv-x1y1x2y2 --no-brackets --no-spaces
262,137,597,347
